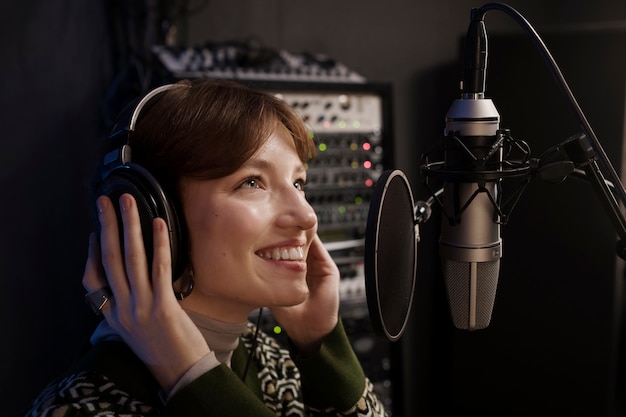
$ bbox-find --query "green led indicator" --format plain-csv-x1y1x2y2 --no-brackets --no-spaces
273,325,282,335
319,143,327,151
355,196,363,204
338,205,346,214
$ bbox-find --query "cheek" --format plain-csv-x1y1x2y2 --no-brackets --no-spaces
187,208,219,241
184,200,219,253
187,203,265,251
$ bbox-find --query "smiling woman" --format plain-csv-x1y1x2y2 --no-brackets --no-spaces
177,126,317,322
23,78,388,417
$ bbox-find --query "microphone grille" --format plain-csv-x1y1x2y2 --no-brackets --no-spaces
443,259,499,330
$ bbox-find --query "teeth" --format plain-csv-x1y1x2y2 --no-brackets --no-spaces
289,247,302,259
259,246,304,261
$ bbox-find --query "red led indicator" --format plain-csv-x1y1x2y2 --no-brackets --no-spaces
362,142,371,151
363,160,372,169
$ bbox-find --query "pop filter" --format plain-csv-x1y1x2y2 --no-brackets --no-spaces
365,169,418,341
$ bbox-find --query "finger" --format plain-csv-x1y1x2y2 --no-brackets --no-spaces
82,232,106,292
82,233,114,315
308,235,339,275
96,195,130,302
309,234,333,262
151,217,174,305
119,193,152,303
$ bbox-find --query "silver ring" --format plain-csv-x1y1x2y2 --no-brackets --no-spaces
85,287,112,315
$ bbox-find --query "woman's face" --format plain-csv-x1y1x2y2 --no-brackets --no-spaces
179,126,318,322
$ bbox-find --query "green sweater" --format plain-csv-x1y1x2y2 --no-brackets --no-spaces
24,320,387,416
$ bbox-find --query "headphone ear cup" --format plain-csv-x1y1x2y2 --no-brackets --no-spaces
94,164,184,281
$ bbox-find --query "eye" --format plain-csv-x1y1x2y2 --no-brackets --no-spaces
294,178,307,191
240,176,261,189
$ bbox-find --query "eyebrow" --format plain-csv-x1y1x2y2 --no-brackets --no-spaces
241,158,307,174
241,158,272,171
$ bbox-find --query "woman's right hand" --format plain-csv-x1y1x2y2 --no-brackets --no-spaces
82,194,210,393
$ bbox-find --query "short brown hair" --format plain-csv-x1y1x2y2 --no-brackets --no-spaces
131,78,315,181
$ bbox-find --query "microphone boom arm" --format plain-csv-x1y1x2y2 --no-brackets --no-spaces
478,2,626,258
536,134,626,259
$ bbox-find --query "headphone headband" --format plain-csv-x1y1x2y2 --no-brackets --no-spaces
129,84,176,131
102,84,176,175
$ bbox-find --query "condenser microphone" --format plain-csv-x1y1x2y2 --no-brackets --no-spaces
439,8,503,331
440,97,503,331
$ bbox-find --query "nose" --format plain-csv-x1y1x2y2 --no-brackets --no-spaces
276,185,317,231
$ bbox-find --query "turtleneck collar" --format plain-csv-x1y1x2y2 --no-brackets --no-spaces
90,310,248,368
183,310,248,366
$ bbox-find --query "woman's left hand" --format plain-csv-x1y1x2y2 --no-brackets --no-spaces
270,234,340,355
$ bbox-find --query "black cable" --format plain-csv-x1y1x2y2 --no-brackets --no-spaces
476,4,625,413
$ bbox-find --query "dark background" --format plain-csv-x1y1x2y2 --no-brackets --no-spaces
3,1,626,416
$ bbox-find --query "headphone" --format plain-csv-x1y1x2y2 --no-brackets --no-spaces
94,84,187,283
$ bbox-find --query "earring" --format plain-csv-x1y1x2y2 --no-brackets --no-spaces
174,265,194,300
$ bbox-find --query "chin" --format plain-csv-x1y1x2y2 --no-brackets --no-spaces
273,286,309,307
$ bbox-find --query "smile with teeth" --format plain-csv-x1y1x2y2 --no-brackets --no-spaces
257,246,305,261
